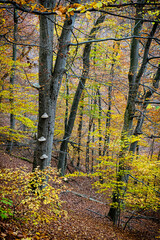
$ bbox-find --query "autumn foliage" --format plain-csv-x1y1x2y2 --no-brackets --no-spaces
0,167,66,231
0,0,160,238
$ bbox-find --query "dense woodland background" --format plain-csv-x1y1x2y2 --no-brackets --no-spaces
0,0,160,239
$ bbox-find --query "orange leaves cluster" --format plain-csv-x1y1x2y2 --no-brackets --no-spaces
55,3,80,18
6,0,116,18
55,1,115,18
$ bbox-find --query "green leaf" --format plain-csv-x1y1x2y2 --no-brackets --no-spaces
1,198,13,206
1,213,8,219
68,8,74,12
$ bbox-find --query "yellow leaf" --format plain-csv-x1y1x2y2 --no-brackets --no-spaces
31,4,37,11
94,2,102,9
90,2,96,7
147,104,153,109
21,238,32,240
86,11,91,20
76,5,85,12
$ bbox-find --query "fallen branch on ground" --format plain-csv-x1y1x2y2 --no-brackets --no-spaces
86,208,104,217
11,154,33,164
86,208,112,220
63,190,106,205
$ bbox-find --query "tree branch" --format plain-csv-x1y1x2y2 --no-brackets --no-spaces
69,36,160,46
128,174,160,195
64,190,106,204
11,154,33,164
1,0,160,23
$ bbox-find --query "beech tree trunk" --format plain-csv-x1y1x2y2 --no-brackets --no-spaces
108,3,159,224
103,84,112,156
130,63,160,154
77,92,84,168
103,41,119,156
85,99,93,173
58,14,105,176
6,8,18,154
33,0,78,171
86,91,96,173
91,122,95,173
108,0,149,224
97,87,102,157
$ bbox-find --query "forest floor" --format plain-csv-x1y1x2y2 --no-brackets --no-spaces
0,144,160,240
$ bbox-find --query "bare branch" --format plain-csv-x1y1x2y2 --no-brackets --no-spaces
69,36,160,46
140,83,160,96
148,56,160,61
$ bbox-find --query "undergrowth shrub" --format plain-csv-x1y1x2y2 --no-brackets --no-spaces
66,152,160,220
0,167,67,231
92,153,160,212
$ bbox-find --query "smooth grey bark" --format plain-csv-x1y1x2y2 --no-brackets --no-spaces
85,90,97,173
108,6,159,224
65,74,69,133
85,96,94,173
91,122,95,173
97,87,102,157
63,73,69,168
86,89,96,173
103,41,120,156
108,0,145,224
149,138,155,159
6,8,18,154
33,0,78,171
85,118,93,173
103,84,112,156
58,14,105,176
0,73,9,104
130,63,160,154
77,92,84,168
97,87,104,183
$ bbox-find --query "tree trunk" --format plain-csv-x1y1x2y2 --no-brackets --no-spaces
77,92,84,168
33,0,78,171
58,14,105,176
103,84,112,156
65,74,69,134
103,41,120,156
91,122,95,173
108,5,158,224
85,97,93,173
108,0,145,224
97,87,102,157
6,8,18,154
130,63,160,154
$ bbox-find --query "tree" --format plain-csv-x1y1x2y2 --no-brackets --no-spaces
58,13,105,176
33,0,79,171
0,0,159,228
77,92,85,169
0,3,37,148
6,8,18,153
108,0,159,224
